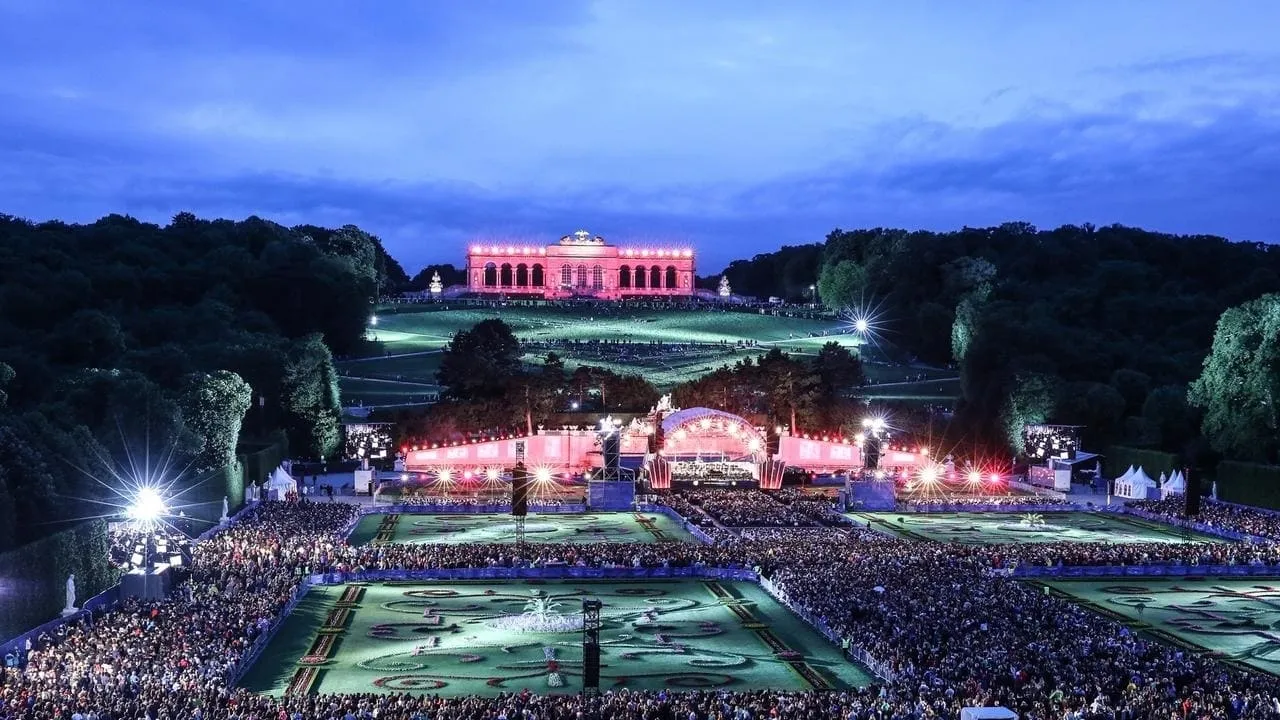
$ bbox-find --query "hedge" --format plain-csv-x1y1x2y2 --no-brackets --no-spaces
1106,445,1177,478
0,520,116,641
1214,461,1280,510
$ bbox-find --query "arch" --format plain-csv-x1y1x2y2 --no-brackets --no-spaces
531,264,544,287
649,265,661,288
634,266,646,288
592,265,604,290
665,266,677,289
515,263,529,287
660,407,767,461
560,264,572,287
619,265,631,288
483,262,497,287
576,264,587,287
500,263,513,287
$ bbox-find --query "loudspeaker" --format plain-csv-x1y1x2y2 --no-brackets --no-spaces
582,642,600,688
602,433,620,472
1185,468,1201,517
511,464,529,517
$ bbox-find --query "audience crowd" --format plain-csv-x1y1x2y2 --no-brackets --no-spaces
6,493,1280,719
1133,497,1280,541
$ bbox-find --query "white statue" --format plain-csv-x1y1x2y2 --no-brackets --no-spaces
429,271,443,295
718,275,731,298
655,394,674,414
220,496,229,522
63,574,77,615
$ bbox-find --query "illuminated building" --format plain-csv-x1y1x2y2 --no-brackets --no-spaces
466,230,696,299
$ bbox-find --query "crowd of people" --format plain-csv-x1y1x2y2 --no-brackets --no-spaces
7,494,1280,719
1133,497,1280,541
672,488,821,527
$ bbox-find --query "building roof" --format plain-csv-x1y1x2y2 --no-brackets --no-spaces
661,407,752,434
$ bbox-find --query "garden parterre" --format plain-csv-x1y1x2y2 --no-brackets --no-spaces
8,496,1280,719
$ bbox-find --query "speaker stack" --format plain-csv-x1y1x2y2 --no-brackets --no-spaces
511,463,529,517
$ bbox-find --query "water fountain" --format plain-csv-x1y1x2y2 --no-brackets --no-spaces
996,512,1060,533
486,590,585,633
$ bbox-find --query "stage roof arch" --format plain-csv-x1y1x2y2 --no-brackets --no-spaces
660,407,765,460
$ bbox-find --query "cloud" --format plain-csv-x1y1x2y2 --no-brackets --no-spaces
1,2,1279,272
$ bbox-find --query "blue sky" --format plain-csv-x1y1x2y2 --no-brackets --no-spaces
1,1,1277,273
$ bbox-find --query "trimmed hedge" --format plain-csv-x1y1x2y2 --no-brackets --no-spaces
1215,461,1280,510
0,520,116,641
1106,445,1177,478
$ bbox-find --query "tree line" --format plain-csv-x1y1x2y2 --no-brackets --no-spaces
803,223,1280,465
0,212,398,550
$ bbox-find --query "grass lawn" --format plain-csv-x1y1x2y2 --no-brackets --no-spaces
1042,578,1280,676
348,512,696,546
848,512,1228,545
239,580,874,697
367,308,858,355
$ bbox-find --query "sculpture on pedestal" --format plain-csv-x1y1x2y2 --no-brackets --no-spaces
429,271,443,295
718,275,731,298
63,574,77,616
220,496,229,523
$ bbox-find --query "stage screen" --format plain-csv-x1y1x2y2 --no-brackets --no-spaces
344,423,393,462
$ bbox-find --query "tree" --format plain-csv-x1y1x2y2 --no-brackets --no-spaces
758,349,822,431
0,361,12,407
180,370,252,472
816,260,867,310
1188,294,1280,463
1001,372,1059,454
811,342,864,397
437,319,522,400
281,334,342,459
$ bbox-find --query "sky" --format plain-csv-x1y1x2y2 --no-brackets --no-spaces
1,1,1278,274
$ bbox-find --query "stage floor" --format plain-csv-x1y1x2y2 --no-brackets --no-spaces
1042,577,1280,676
847,511,1228,545
239,580,874,697
348,512,697,545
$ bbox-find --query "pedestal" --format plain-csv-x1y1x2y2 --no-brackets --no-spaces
121,565,173,601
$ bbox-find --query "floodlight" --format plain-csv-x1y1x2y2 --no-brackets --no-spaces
535,467,552,483
369,315,378,326
919,467,938,484
486,467,500,481
855,319,868,333
128,486,167,524
988,473,1002,483
437,469,452,483
967,471,982,483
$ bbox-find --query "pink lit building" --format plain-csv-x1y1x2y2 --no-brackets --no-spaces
466,230,696,299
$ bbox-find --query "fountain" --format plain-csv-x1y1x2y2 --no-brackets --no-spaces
996,512,1060,533
486,590,584,633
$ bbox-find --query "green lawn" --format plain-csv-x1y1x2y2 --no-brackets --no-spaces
239,580,874,697
367,308,857,355
340,307,960,402
1042,578,1280,676
348,512,696,546
849,512,1227,545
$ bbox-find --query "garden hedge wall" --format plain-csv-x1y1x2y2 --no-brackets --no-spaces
1106,445,1178,478
0,519,116,641
1215,461,1280,510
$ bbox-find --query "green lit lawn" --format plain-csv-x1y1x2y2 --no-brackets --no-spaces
1043,578,1280,676
366,308,858,356
240,580,874,697
849,512,1227,545
348,512,697,546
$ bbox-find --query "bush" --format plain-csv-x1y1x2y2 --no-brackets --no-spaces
0,520,116,641
1215,461,1280,509
1106,445,1177,478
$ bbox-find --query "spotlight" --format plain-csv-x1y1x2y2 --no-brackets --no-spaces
967,470,982,483
535,467,552,483
369,315,378,326
988,473,1002,483
919,467,938,484
486,467,500,481
127,486,167,526
855,318,868,333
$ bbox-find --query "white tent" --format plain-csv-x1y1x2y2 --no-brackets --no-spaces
1116,466,1158,500
1162,470,1186,498
266,465,298,500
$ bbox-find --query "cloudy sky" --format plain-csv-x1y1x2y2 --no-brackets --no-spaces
2,1,1277,272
